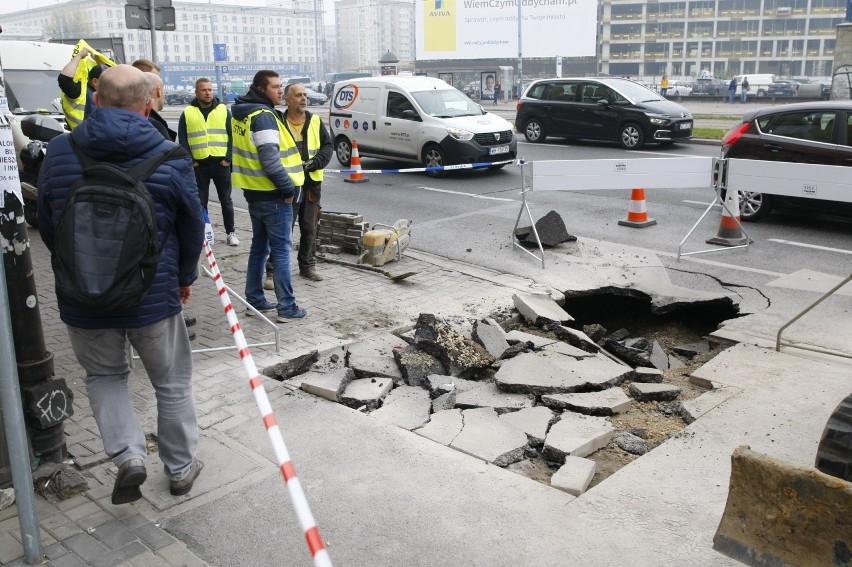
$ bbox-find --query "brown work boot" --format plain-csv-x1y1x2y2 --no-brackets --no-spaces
169,459,204,496
300,267,324,281
112,458,147,505
263,272,274,290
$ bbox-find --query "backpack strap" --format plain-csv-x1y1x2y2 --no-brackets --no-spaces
126,145,190,181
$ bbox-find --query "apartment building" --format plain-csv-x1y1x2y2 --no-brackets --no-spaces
334,0,414,72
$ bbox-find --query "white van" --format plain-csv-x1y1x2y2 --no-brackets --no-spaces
329,76,517,172
734,74,774,97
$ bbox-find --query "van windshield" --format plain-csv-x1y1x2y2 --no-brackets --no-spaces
411,89,483,118
4,70,63,113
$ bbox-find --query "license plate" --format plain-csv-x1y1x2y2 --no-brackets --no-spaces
679,122,692,130
490,145,510,155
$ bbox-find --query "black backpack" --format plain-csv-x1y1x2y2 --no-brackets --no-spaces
52,140,187,313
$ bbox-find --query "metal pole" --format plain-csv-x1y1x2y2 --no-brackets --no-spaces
517,0,523,98
149,0,158,62
209,0,223,100
0,217,43,566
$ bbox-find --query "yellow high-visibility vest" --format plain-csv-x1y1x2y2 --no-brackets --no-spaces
183,104,229,160
304,114,324,183
232,108,305,191
60,40,115,130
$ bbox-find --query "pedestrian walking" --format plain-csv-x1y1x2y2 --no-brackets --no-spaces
660,75,669,97
179,78,239,247
232,70,307,322
741,77,749,103
38,65,205,504
494,81,501,105
728,78,737,103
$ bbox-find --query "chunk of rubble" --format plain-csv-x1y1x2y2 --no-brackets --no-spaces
455,382,535,413
269,351,318,380
629,382,682,402
543,413,615,463
505,330,555,349
633,367,664,383
673,339,710,358
371,385,432,430
415,409,463,445
603,338,652,368
614,431,648,455
393,345,446,387
413,314,494,377
426,374,457,397
339,377,393,410
347,332,405,382
310,345,347,372
606,328,630,342
583,324,607,342
669,354,686,370
550,456,597,496
541,388,632,416
513,293,574,326
299,367,355,402
432,391,457,413
449,407,529,467
680,385,739,424
543,324,600,353
541,341,598,359
472,318,511,359
498,406,556,447
495,351,633,395
517,210,577,248
650,340,670,370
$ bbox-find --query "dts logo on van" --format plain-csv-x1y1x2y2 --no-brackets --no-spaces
333,85,359,110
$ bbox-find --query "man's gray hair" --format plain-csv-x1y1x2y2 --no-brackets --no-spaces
96,65,152,111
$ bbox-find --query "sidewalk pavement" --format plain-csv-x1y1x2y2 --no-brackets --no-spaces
2,204,851,566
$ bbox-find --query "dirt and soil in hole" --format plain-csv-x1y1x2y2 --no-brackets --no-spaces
497,294,732,488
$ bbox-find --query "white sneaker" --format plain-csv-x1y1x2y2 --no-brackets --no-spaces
226,232,240,246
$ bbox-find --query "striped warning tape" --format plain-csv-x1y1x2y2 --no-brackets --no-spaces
325,158,520,174
202,240,333,567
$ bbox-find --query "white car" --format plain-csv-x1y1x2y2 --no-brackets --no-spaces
666,81,693,96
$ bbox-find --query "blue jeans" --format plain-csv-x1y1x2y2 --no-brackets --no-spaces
66,315,197,480
245,199,296,314
741,91,748,102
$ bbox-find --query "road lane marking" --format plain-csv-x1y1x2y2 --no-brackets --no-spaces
769,238,852,255
417,186,515,202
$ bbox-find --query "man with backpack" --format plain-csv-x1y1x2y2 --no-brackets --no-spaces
38,65,206,504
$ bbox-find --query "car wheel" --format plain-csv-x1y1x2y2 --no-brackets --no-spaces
335,136,352,167
24,199,38,229
738,191,773,221
757,90,767,97
523,119,545,143
619,123,644,149
422,144,448,177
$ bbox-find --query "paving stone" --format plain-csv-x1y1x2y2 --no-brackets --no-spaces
614,431,648,455
393,345,446,387
455,382,535,412
498,406,556,446
347,332,406,381
472,318,510,359
150,542,207,567
89,519,138,551
544,324,600,353
512,293,574,326
633,367,664,383
129,522,176,551
449,408,529,467
90,541,148,567
413,314,494,377
672,339,710,358
543,413,615,463
431,391,456,413
339,377,393,410
494,350,633,395
541,388,632,416
46,554,88,567
550,456,597,496
371,385,432,430
414,409,463,445
680,385,740,424
63,531,110,562
629,382,683,402
504,330,556,349
299,367,355,402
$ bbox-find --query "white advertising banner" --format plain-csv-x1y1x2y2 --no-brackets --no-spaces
415,0,598,61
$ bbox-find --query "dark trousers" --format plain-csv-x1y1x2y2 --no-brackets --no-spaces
194,160,235,233
294,184,321,271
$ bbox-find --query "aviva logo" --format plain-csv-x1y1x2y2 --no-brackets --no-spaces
424,0,456,51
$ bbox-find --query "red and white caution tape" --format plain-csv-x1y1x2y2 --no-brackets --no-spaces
202,240,333,567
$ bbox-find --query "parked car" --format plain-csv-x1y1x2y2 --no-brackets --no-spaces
767,80,800,97
304,87,328,106
721,100,852,220
515,77,693,149
665,80,693,96
692,77,727,96
165,91,192,105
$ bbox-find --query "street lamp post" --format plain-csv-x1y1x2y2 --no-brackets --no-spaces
209,0,223,100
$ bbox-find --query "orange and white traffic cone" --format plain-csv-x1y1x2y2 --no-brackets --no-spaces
344,139,368,184
706,189,749,246
618,188,657,228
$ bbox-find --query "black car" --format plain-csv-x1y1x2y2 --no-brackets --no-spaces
767,80,800,97
692,77,727,96
515,77,693,149
721,100,852,220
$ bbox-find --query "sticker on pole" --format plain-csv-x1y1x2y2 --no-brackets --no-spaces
333,84,358,110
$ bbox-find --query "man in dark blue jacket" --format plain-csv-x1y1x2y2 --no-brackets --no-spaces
38,65,206,504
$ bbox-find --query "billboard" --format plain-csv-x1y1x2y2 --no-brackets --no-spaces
415,0,598,60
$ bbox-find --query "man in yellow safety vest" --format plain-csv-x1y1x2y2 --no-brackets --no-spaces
179,78,238,246
231,70,307,322
57,41,114,130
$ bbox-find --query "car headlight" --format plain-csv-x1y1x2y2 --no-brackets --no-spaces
646,113,671,125
446,127,474,141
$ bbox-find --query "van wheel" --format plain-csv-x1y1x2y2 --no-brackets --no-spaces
620,123,644,149
523,119,545,143
335,136,352,167
422,144,448,177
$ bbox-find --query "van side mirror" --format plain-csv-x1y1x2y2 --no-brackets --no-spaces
401,109,421,121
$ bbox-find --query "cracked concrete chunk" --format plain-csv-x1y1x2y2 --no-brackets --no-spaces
541,340,597,359
347,332,405,382
550,456,597,496
633,367,664,383
541,388,632,416
498,406,556,446
299,367,355,402
613,431,648,455
393,345,446,387
311,344,347,372
629,382,682,402
455,382,535,412
583,324,607,342
432,391,457,413
472,318,511,359
545,324,600,353
650,340,670,370
415,409,463,445
603,338,652,368
505,330,556,349
426,374,458,396
518,210,577,248
495,351,633,395
371,385,432,431
543,413,614,463
269,350,318,380
339,377,393,410
450,407,529,467
673,339,710,358
414,314,494,377
513,293,574,326
680,385,739,424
